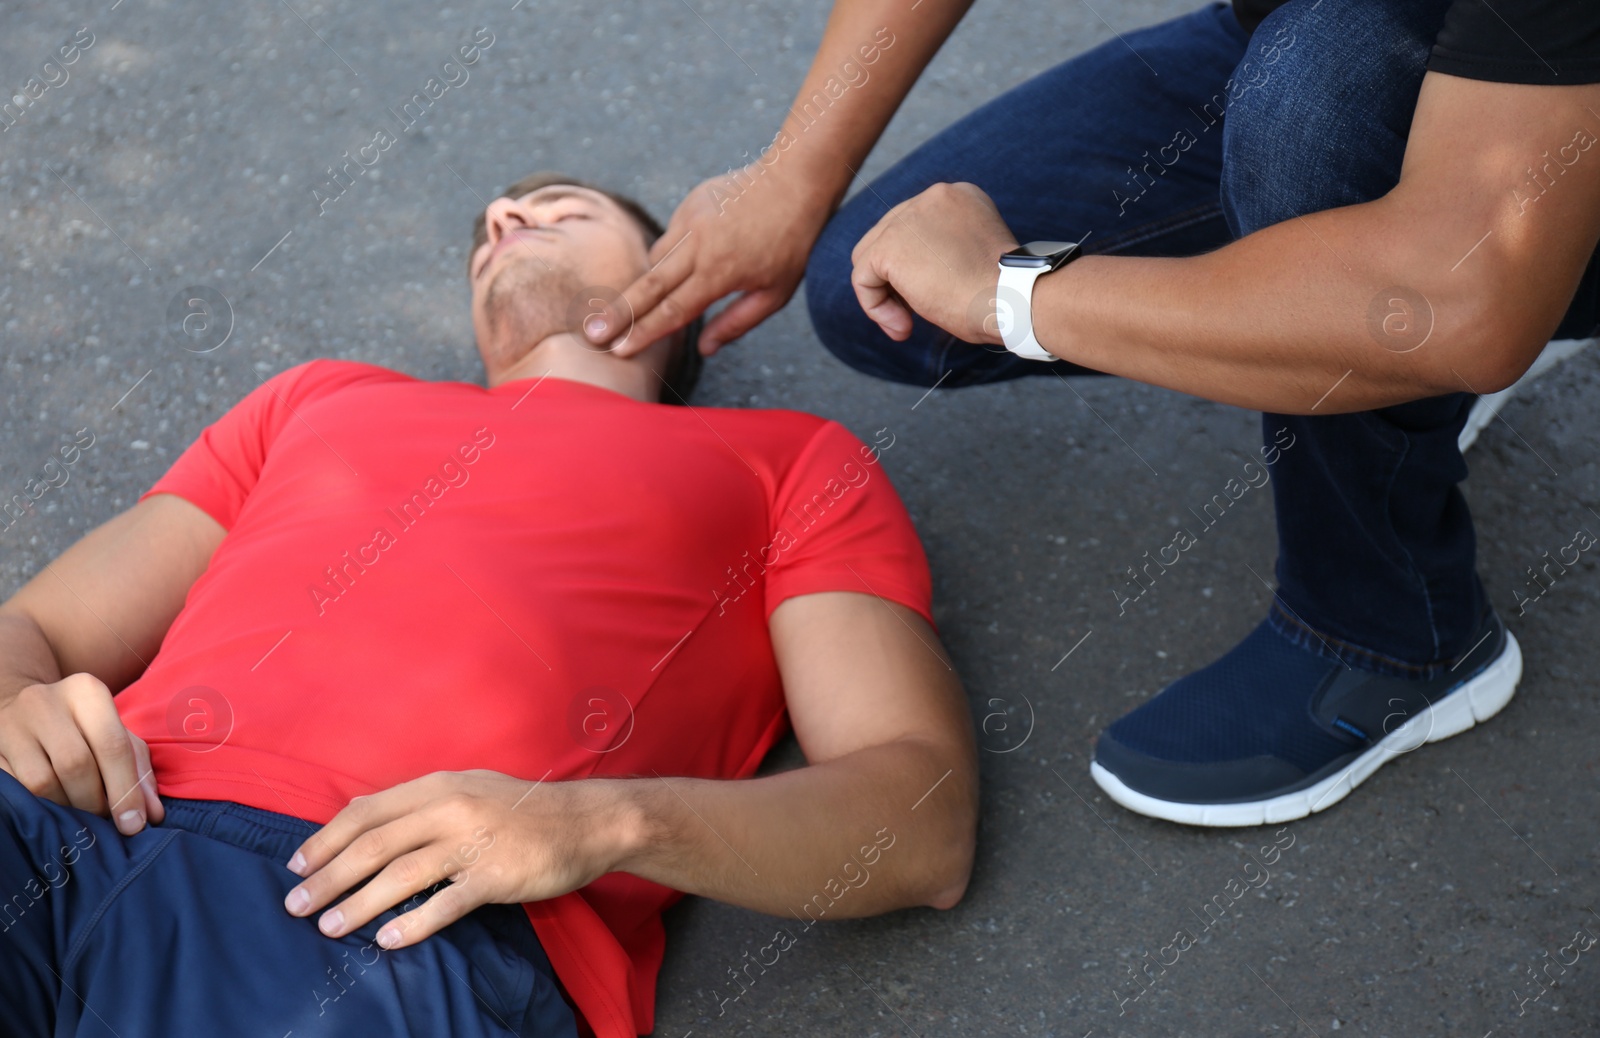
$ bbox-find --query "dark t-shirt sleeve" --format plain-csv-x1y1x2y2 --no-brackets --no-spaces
1231,0,1600,85
1230,0,1279,36
761,421,935,629
1428,0,1600,84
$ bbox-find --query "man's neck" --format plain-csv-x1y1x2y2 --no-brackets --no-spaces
487,332,661,403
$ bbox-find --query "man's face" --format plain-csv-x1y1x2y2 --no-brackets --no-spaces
468,185,653,375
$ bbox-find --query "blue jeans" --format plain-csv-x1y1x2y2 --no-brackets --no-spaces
806,0,1600,677
0,769,578,1038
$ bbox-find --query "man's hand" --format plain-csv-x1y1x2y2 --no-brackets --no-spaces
283,770,640,950
0,673,164,834
851,181,1019,345
589,163,832,358
588,0,979,358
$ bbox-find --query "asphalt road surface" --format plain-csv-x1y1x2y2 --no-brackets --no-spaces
2,0,1597,1035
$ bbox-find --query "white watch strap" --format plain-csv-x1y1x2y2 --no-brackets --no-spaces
996,263,1057,362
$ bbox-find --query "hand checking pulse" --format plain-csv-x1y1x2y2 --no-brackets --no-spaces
283,770,637,950
850,181,1022,347
585,163,831,358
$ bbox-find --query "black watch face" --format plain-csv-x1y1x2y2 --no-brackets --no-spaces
1000,241,1079,269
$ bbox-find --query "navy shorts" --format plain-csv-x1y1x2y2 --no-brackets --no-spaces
0,769,579,1037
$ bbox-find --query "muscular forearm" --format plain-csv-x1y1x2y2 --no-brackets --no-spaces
1030,194,1552,415
1031,208,1435,413
606,736,976,919
1031,76,1600,414
768,0,975,210
0,613,64,703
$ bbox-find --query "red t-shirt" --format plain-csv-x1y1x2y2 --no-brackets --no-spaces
116,360,932,1038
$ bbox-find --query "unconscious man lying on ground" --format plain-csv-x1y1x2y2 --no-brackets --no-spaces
0,171,979,1038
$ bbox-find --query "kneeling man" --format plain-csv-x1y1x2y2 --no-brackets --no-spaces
0,172,977,1038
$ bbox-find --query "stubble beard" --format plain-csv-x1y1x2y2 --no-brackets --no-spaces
481,255,588,371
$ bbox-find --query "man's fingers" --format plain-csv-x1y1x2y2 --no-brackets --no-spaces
584,288,640,354
130,733,164,824
0,744,67,805
0,676,153,826
850,258,889,310
699,290,784,356
314,846,460,943
868,298,915,341
285,780,423,878
78,707,147,834
645,222,689,268
848,220,883,269
589,232,696,354
285,816,435,933
618,284,710,361
43,675,116,816
365,862,481,951
37,724,105,817
849,199,903,268
851,256,911,338
372,874,483,951
61,675,147,833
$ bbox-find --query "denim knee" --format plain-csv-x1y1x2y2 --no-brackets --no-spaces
803,209,861,367
1219,0,1451,237
804,198,942,386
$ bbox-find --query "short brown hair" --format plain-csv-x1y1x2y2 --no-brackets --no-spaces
469,171,702,404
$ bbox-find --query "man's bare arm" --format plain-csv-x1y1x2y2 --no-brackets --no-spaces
1039,74,1600,412
852,75,1600,414
599,0,976,356
0,494,225,698
282,591,979,948
614,591,979,915
0,493,223,828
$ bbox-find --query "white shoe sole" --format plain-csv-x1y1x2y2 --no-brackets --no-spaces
1089,632,1523,828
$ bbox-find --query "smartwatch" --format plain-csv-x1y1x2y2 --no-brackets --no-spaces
996,240,1082,361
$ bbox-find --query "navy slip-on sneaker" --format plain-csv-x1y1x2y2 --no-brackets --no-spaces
1090,612,1522,827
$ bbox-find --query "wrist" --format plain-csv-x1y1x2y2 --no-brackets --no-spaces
997,239,1090,360
1028,253,1099,363
0,614,65,704
590,778,664,876
750,132,853,212
751,167,840,232
980,239,1022,346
